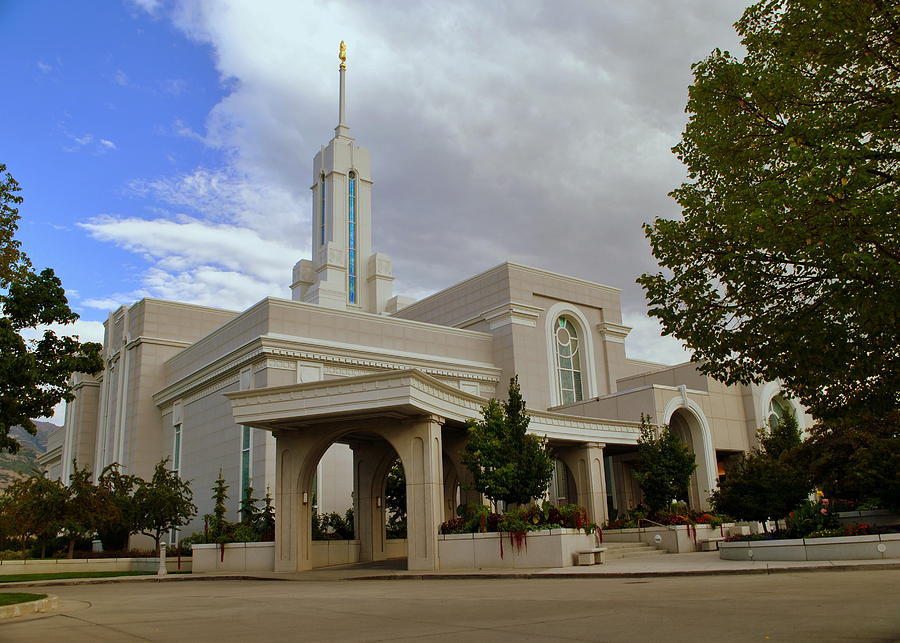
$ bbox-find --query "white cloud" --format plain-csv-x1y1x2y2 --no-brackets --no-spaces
114,69,130,87
37,60,52,74
65,133,118,154
622,309,692,366
18,320,106,345
82,1,747,361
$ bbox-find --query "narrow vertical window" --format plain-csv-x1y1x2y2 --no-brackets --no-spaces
170,423,182,545
347,170,358,304
240,425,252,505
172,423,182,474
319,175,326,246
555,317,583,404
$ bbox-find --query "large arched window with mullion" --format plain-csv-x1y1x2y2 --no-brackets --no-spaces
555,316,583,404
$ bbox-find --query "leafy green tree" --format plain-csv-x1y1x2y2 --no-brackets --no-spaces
637,1,900,421
795,412,900,509
97,463,140,550
384,458,407,539
133,460,197,555
1,472,67,557
59,462,111,558
0,163,103,453
632,416,697,513
462,376,554,507
711,412,811,529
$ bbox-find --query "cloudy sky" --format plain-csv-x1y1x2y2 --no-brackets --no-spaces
3,0,749,420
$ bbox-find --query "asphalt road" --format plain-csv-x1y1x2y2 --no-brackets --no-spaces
2,570,898,642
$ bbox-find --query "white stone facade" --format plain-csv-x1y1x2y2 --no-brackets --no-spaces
50,58,810,571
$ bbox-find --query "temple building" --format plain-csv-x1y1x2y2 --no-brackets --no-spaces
41,45,808,571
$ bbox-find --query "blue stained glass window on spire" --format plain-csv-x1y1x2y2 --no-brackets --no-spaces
348,172,357,304
319,178,326,246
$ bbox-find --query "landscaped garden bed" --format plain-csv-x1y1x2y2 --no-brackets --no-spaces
438,502,600,569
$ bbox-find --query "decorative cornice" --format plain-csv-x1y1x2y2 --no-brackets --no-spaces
153,334,502,410
597,321,631,343
457,302,544,330
224,368,641,444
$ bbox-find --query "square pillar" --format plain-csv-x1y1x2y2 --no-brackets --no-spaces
558,442,608,526
400,415,445,571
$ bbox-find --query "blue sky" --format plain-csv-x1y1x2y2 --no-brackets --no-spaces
3,1,226,311
3,1,748,422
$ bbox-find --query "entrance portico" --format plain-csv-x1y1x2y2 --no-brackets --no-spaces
226,369,642,571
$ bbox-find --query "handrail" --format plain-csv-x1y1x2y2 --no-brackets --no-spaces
637,518,675,530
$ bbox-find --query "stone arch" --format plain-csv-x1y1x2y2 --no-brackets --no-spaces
274,414,445,573
663,397,717,511
544,302,598,406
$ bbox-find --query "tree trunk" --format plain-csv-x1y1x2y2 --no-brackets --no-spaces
67,537,76,559
40,541,46,559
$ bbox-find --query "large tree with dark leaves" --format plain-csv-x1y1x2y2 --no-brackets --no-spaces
638,1,899,421
0,163,103,452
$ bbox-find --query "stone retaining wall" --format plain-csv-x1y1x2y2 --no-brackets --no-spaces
719,533,900,561
438,529,597,569
0,557,190,575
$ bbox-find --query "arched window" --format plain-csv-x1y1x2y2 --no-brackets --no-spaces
347,170,357,304
555,316,583,404
768,394,791,427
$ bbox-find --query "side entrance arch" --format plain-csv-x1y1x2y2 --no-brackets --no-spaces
663,399,718,511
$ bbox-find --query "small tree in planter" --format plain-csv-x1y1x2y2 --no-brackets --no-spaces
462,376,554,508
633,416,697,514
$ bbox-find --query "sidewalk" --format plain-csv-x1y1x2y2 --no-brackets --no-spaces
2,551,898,589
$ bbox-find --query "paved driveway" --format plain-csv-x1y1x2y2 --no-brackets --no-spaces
2,570,898,642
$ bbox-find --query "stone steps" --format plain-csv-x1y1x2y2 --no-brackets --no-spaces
601,542,666,559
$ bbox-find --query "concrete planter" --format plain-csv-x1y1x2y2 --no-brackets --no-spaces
192,542,275,572
438,528,598,569
836,510,900,528
0,556,191,575
602,523,732,553
310,540,361,567
720,532,900,561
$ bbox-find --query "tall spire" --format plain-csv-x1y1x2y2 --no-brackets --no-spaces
335,41,350,138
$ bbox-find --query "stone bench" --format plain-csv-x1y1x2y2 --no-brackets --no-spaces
575,547,607,565
699,537,725,552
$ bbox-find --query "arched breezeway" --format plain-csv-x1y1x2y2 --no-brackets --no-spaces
225,369,642,571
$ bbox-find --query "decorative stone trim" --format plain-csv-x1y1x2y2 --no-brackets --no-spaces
155,335,501,410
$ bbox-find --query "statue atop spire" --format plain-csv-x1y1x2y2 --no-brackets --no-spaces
336,41,349,137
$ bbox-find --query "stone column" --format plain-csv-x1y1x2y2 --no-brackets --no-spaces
351,440,394,562
399,415,445,571
558,442,608,526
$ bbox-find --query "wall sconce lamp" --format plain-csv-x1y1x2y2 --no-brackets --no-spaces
302,491,309,505
376,496,382,508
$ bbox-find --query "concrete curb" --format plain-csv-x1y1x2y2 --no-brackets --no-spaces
351,561,900,581
0,594,58,619
0,574,280,590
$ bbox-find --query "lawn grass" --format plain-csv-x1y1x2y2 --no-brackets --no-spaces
0,592,47,606
0,570,189,583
